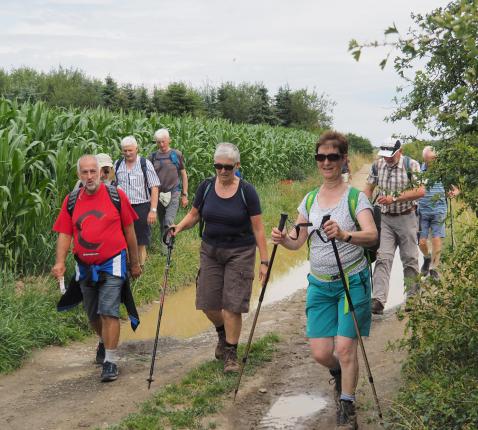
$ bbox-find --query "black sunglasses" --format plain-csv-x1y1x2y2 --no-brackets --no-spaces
315,153,342,162
214,163,235,171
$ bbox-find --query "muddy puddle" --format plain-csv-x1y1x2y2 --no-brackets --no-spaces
258,394,328,429
121,247,309,341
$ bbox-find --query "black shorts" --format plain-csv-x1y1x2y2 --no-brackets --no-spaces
132,202,151,246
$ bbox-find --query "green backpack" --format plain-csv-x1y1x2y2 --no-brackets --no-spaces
304,187,381,263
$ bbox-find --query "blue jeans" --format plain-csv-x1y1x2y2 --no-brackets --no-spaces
419,210,446,239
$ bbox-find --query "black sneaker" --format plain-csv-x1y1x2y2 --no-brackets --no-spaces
371,298,384,315
101,361,118,382
336,399,357,429
329,367,342,408
420,256,431,276
429,269,440,281
95,342,105,365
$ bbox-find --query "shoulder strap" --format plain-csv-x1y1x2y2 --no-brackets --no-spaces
140,156,150,198
105,184,121,213
149,151,157,165
67,188,81,216
371,162,378,177
239,179,249,214
347,187,360,228
170,150,180,170
115,158,123,173
403,156,412,182
305,188,319,218
199,177,215,212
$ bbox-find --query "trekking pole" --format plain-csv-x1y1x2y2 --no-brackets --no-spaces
147,226,175,389
233,213,288,401
448,198,456,251
322,214,383,419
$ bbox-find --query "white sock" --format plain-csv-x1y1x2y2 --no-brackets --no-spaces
104,349,118,364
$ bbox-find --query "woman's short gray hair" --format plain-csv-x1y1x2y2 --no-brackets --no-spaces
154,128,170,141
121,135,138,149
214,142,240,164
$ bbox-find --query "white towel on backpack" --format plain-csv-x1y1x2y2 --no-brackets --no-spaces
159,192,171,207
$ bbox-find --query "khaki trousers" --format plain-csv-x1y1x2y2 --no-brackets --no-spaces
372,212,419,305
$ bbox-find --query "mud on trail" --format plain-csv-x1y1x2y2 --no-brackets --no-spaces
0,164,408,429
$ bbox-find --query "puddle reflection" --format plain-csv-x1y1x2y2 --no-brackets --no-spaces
259,394,327,429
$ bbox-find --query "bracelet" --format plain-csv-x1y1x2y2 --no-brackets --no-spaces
260,260,269,267
345,234,352,243
150,207,157,213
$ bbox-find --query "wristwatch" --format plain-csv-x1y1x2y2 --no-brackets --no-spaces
181,192,188,197
392,195,398,203
260,260,269,267
150,207,157,212
345,234,352,243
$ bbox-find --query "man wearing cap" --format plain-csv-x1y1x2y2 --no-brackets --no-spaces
364,138,425,314
149,128,188,253
96,153,114,184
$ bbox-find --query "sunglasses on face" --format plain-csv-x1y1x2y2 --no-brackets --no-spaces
315,153,342,162
214,163,235,171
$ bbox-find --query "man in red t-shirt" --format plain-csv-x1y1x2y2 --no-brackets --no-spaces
52,155,141,382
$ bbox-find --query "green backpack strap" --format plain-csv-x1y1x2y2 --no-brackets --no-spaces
347,187,360,229
305,188,319,219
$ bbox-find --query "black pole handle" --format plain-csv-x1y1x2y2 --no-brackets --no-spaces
162,226,176,247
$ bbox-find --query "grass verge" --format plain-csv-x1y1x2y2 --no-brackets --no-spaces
108,333,280,430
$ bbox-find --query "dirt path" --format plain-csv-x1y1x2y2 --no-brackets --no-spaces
0,164,408,429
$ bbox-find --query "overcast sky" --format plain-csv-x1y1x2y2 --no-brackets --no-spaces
1,0,448,144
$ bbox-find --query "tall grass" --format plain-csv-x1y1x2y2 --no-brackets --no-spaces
0,98,318,274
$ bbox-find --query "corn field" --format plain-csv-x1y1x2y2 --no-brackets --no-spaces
0,98,317,274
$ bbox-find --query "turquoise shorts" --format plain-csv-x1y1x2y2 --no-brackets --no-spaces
305,268,371,339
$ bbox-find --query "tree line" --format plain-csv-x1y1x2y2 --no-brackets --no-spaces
0,67,336,131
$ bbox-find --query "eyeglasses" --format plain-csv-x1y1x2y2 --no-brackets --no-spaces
315,153,342,162
214,163,235,171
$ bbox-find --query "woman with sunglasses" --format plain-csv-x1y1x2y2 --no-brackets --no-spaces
172,142,268,373
271,131,377,429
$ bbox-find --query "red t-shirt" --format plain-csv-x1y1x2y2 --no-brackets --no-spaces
53,184,138,265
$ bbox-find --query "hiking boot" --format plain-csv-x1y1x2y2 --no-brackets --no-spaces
101,361,119,382
95,342,105,365
329,367,342,407
429,269,440,281
371,298,384,315
223,346,240,373
420,256,431,276
336,399,358,430
215,330,227,360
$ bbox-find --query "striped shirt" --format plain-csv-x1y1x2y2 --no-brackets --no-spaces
115,157,160,204
418,163,446,212
367,155,421,214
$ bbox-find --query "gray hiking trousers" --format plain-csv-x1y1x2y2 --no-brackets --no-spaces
372,211,419,305
158,191,180,250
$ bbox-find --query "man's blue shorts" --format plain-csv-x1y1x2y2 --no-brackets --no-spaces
305,268,371,339
419,210,446,239
80,273,123,321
